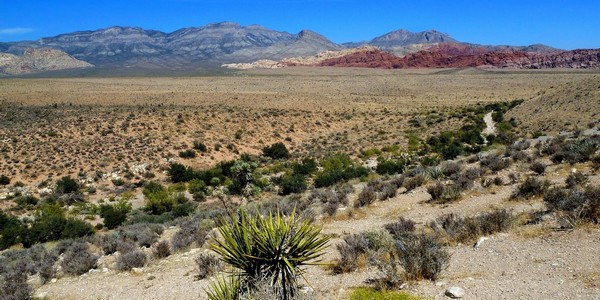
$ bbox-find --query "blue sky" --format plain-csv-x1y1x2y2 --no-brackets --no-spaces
1,0,599,49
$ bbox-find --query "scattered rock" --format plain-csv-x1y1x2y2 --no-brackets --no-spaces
445,286,465,298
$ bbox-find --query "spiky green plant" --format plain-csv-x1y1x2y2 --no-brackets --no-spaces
210,209,329,300
206,274,241,300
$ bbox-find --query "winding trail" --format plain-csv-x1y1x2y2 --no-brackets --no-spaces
483,112,497,136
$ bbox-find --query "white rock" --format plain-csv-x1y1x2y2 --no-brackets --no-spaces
35,292,48,298
445,286,465,298
51,278,57,283
131,268,144,274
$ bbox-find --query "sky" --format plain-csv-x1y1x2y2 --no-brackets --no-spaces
1,0,599,50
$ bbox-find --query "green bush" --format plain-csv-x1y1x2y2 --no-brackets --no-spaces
291,158,317,175
22,204,93,247
262,142,290,159
56,176,79,194
314,154,369,188
376,158,406,175
179,149,197,159
210,209,329,299
0,211,25,250
0,175,10,185
99,197,132,229
279,173,307,195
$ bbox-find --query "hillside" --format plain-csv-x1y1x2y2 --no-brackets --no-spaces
507,75,600,134
0,48,93,75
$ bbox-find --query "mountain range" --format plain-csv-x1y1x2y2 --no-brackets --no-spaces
0,22,579,75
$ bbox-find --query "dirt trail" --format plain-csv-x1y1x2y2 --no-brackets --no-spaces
483,112,497,136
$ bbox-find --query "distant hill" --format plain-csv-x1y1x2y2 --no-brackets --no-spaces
0,48,92,75
310,44,600,69
507,76,600,134
0,22,566,74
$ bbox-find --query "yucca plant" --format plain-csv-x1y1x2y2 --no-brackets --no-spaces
206,274,241,300
210,209,329,300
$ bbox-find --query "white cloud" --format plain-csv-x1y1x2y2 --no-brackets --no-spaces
0,27,35,35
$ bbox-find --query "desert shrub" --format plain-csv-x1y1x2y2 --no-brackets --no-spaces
153,240,171,259
314,154,369,188
262,142,290,159
323,201,339,217
14,195,39,209
291,158,318,175
0,260,31,300
511,177,550,200
384,217,416,239
376,158,406,175
389,175,405,189
378,182,398,201
116,239,136,254
179,149,197,159
195,253,223,280
61,241,98,275
193,141,208,152
39,251,58,284
56,176,79,194
480,154,511,172
591,155,600,171
441,161,462,177
331,234,369,274
544,185,600,225
565,172,587,189
119,223,163,248
392,232,449,281
167,163,194,183
426,182,445,201
171,219,209,252
509,150,531,162
493,176,504,186
97,233,119,255
0,211,25,250
23,204,94,247
279,173,307,195
543,187,586,212
530,161,547,175
354,186,377,208
463,167,483,180
117,250,147,271
430,210,513,243
99,197,132,229
210,209,329,299
402,174,425,191
0,174,10,185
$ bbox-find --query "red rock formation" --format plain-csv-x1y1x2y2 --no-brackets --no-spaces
314,45,600,69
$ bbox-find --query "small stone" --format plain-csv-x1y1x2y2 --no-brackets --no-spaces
51,278,57,283
35,292,48,298
102,268,109,273
445,286,465,298
131,268,144,274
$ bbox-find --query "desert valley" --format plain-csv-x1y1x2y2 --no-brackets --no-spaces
0,20,599,300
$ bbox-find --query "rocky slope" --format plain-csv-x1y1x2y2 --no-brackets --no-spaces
507,75,600,134
0,23,341,70
0,48,93,75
